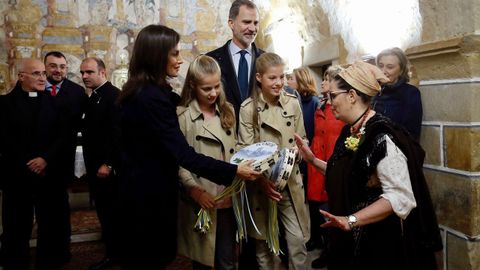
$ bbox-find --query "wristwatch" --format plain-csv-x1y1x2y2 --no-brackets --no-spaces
347,214,358,230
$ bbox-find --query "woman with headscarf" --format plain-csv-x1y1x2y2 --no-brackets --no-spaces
295,61,442,269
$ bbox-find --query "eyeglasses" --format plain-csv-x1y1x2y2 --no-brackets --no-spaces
327,90,348,100
19,71,47,78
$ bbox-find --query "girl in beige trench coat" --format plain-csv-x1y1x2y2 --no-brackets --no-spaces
176,55,239,270
238,53,310,270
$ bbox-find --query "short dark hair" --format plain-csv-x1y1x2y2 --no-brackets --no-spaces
229,0,257,20
44,51,67,63
83,57,106,71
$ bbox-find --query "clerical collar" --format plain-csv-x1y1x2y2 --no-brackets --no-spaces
92,80,108,95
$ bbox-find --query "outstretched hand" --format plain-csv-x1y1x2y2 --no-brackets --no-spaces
320,209,350,231
236,160,262,181
294,134,315,163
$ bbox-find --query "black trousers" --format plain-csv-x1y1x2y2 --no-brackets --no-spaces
2,173,71,270
88,173,120,260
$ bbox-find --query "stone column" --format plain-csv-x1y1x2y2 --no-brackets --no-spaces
407,34,480,270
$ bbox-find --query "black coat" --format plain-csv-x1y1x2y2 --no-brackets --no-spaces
52,79,88,182
0,83,63,187
372,79,423,140
207,41,264,119
82,81,121,174
118,83,237,267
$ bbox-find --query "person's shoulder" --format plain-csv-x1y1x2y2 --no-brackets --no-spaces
396,81,420,94
63,79,84,91
240,97,254,108
206,41,230,58
104,81,121,95
283,90,299,100
253,43,265,56
176,105,189,116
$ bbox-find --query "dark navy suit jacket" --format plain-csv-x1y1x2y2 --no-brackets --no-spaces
372,79,423,140
52,79,88,182
207,40,264,119
118,83,237,266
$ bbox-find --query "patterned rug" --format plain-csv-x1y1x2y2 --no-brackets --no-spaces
31,209,101,239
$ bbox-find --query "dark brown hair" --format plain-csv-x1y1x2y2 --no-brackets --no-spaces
118,24,180,105
44,51,66,63
229,0,257,20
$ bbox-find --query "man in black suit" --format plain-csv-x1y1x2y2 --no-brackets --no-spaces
80,57,121,270
44,51,88,263
207,0,264,121
0,59,66,270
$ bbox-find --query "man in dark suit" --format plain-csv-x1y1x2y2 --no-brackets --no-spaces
80,57,121,270
0,59,66,270
44,51,88,263
207,0,264,121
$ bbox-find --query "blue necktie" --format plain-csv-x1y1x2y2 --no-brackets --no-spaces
238,50,249,101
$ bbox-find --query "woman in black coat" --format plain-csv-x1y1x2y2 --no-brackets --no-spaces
116,25,260,270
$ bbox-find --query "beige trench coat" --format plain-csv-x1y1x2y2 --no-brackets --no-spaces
176,100,237,267
238,90,311,241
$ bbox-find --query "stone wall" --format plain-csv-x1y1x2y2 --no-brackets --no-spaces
0,0,234,93
408,34,480,270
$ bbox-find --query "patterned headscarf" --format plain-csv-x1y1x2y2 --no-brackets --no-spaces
339,61,390,96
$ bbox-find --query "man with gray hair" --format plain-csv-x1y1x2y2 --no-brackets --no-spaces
0,58,66,269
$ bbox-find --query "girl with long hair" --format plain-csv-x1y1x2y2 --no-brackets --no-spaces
116,25,260,269
238,52,310,270
176,55,237,270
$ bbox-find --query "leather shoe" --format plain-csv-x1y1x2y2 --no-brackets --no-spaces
89,257,116,270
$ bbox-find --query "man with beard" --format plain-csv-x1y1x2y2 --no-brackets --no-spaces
80,57,121,270
207,0,264,122
0,59,66,270
43,51,88,264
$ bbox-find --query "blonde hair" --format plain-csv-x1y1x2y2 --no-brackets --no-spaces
292,67,317,97
250,52,285,126
179,55,235,129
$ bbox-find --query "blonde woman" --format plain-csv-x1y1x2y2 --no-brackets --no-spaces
238,53,310,270
177,55,237,270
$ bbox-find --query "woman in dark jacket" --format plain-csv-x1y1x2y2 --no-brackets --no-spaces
372,47,423,140
116,24,260,270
